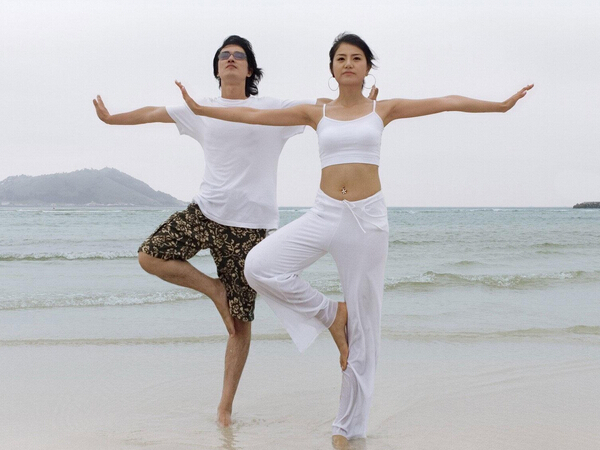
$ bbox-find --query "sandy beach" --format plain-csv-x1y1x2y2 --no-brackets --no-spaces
2,323,599,450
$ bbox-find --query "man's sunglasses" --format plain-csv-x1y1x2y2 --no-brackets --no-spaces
218,51,247,61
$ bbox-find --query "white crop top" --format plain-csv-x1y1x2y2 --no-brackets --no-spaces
316,100,384,169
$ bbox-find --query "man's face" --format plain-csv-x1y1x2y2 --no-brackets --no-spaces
217,44,251,82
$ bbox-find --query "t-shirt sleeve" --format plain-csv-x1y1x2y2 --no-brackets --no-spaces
166,103,203,141
278,98,317,140
279,98,317,109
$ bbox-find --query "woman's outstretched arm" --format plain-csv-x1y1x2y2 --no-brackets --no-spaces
379,84,533,126
92,95,173,125
176,81,319,128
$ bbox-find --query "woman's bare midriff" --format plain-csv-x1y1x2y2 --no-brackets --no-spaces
319,163,381,201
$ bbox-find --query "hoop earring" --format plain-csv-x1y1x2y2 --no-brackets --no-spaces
328,76,339,91
363,73,377,90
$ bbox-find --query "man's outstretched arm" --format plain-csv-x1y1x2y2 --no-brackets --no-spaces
93,95,174,124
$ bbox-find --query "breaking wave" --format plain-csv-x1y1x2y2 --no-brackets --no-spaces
0,251,212,262
384,270,600,291
0,291,205,311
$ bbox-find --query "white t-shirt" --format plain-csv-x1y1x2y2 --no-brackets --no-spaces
167,96,314,230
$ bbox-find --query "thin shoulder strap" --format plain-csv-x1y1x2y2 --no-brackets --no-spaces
372,100,377,112
323,103,327,118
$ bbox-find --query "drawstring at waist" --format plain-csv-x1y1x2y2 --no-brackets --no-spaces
343,200,367,234
314,189,389,235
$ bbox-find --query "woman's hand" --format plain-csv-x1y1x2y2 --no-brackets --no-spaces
501,84,534,112
174,80,314,127
175,80,202,114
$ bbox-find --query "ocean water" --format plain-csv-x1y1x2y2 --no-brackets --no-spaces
2,206,599,336
1,206,600,449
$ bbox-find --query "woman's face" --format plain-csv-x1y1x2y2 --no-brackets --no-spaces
331,43,370,85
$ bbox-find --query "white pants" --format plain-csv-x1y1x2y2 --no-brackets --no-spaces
244,189,389,439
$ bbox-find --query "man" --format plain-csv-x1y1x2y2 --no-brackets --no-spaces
93,35,373,426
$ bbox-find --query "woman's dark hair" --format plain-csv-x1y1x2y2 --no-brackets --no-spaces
213,35,263,97
329,33,378,75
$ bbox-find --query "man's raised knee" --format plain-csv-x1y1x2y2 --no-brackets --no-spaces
138,251,162,275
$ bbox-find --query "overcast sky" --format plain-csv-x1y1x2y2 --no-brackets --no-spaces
2,0,599,206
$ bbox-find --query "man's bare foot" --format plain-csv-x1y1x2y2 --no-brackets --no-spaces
217,407,232,427
329,302,349,371
209,278,235,335
332,434,349,449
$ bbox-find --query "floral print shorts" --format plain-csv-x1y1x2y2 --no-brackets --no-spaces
138,203,267,321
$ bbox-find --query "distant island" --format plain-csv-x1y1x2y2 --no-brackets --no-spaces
0,168,187,207
573,202,600,209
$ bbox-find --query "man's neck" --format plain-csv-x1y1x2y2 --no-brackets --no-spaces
220,82,248,100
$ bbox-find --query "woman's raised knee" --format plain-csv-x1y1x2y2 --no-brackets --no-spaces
243,248,263,286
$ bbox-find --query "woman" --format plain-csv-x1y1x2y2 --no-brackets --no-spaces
176,33,532,446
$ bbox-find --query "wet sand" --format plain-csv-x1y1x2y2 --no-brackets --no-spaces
2,334,598,450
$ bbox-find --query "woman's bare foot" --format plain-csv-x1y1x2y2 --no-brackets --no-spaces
209,278,235,336
332,434,349,449
217,406,232,427
329,302,349,370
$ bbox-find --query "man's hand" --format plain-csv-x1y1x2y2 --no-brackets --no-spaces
93,95,112,123
91,97,172,125
367,85,379,101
